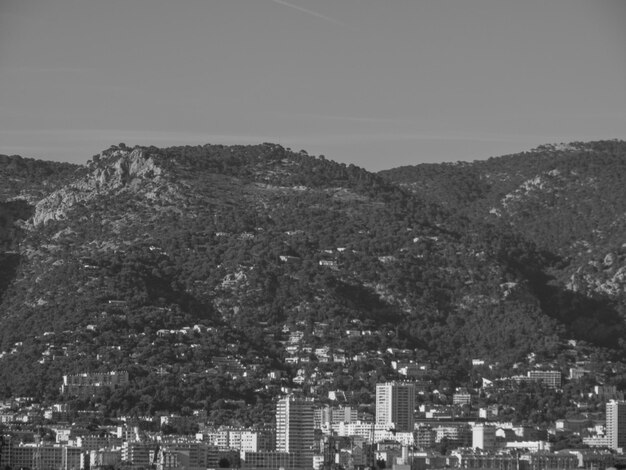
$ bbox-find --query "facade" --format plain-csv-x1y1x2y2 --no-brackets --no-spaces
63,446,82,470
155,443,211,470
0,441,35,470
527,370,562,389
276,396,315,469
569,367,590,380
569,450,614,469
199,427,273,451
76,435,118,451
415,425,436,449
595,385,619,399
240,430,274,452
453,450,520,470
0,440,64,470
89,448,121,469
241,451,296,469
122,441,155,468
520,452,578,470
606,400,626,451
472,425,496,451
315,405,358,428
61,371,129,398
334,421,374,441
433,424,472,447
505,441,552,453
453,393,471,406
375,382,415,432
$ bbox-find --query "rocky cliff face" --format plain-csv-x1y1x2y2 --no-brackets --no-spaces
567,249,626,298
31,148,163,226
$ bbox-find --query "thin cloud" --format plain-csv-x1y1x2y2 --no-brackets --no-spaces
271,0,345,26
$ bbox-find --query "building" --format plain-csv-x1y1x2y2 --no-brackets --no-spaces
527,370,561,389
415,425,436,449
241,451,296,469
505,441,552,453
479,405,499,420
122,441,156,468
582,435,610,448
62,446,82,470
472,425,497,451
89,448,122,469
155,443,211,470
0,440,64,470
569,450,614,469
315,405,358,429
77,434,118,451
433,424,472,448
520,451,578,470
334,421,375,441
595,385,620,400
569,367,590,380
606,400,626,451
240,430,274,452
453,392,471,406
61,371,129,398
375,382,415,432
276,395,315,469
116,425,141,443
452,450,520,470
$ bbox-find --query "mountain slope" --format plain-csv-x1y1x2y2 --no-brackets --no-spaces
381,140,626,297
0,142,623,412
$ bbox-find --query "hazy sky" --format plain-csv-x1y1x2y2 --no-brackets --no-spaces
1,0,625,171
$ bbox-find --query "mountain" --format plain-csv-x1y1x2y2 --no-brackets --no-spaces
0,141,624,417
1,154,79,318
380,140,626,302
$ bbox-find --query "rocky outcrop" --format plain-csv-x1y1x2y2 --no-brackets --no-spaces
31,148,163,226
567,253,626,298
91,148,162,189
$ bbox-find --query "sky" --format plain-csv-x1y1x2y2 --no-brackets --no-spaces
1,0,625,171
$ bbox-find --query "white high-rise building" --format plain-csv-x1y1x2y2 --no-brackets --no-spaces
472,425,496,450
606,400,626,451
276,396,315,468
376,382,415,432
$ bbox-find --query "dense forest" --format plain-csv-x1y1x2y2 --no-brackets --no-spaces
0,141,625,420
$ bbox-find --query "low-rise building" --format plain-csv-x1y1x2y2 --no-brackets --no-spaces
60,371,129,398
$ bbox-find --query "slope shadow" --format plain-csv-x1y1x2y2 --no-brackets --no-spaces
510,250,625,349
535,281,624,348
0,252,20,304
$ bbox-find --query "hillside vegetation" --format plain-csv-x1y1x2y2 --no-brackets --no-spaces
0,141,624,417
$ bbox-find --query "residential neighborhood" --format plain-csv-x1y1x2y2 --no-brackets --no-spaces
2,332,626,470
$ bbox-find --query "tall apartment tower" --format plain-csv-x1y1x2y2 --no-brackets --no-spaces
376,382,416,432
472,424,497,450
606,400,626,451
276,396,315,469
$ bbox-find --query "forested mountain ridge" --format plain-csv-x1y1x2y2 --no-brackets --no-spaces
380,140,626,300
0,142,624,416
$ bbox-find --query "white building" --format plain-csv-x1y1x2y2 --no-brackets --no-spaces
606,400,626,451
472,425,496,450
375,382,415,432
276,396,315,468
527,370,561,389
